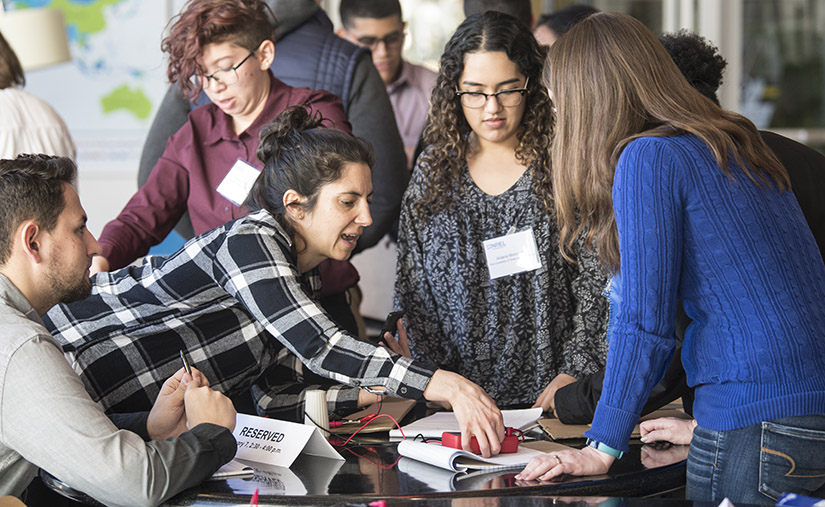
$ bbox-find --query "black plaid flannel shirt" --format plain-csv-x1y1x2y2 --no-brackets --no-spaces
45,210,436,420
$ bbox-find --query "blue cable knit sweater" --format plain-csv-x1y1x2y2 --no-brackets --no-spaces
586,134,825,452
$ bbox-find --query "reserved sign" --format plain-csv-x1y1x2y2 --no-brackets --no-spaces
233,413,343,468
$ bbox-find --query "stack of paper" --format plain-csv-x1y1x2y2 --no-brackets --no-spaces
389,407,542,439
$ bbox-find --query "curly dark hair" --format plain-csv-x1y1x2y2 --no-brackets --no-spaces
162,0,277,99
658,30,727,105
415,11,554,220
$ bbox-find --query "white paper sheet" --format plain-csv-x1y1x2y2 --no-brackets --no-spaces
389,407,542,439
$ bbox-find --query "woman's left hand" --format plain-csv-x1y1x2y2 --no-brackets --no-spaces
532,373,578,414
380,318,412,358
515,446,614,481
639,417,697,445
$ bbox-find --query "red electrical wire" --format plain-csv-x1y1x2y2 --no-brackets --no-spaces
328,413,406,447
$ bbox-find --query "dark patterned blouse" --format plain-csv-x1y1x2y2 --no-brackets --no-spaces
394,163,609,407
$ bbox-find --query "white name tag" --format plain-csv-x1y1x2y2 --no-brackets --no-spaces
216,158,261,206
483,228,542,280
233,413,344,468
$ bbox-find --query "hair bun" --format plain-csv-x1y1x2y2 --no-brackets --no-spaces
257,106,326,164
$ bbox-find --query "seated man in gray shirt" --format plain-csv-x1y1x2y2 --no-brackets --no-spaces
0,154,237,506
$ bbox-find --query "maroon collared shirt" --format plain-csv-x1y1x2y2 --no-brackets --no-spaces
99,73,351,269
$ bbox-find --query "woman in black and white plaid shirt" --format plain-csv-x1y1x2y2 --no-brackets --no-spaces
45,106,509,458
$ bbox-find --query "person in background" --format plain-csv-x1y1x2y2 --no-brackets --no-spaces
87,0,378,414
338,0,436,171
518,13,825,504
0,33,75,162
392,12,608,411
463,0,534,29
46,106,507,457
533,5,599,47
659,29,825,258
0,154,236,505
140,0,408,253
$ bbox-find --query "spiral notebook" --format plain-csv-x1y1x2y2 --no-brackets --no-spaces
397,440,546,473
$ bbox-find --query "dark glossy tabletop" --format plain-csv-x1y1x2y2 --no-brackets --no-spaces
162,435,689,506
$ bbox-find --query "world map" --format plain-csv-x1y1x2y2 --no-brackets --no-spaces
16,0,175,171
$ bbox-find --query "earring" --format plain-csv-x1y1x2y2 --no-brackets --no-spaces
286,202,304,220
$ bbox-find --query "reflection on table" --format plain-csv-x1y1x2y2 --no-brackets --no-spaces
164,438,688,506
41,398,690,506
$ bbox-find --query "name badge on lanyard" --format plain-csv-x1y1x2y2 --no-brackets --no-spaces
483,227,542,280
216,158,261,206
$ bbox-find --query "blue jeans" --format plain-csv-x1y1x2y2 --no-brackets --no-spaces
686,414,825,504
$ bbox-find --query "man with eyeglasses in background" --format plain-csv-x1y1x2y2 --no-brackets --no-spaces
338,0,436,170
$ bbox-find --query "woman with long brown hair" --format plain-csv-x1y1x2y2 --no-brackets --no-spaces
518,12,825,503
392,11,608,411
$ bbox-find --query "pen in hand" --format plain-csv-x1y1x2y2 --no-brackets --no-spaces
179,350,192,376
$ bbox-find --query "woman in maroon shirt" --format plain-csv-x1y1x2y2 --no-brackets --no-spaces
92,0,351,273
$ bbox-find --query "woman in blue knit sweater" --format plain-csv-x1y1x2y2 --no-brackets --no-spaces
517,12,825,503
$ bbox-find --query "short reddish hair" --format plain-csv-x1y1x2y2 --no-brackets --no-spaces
162,0,277,99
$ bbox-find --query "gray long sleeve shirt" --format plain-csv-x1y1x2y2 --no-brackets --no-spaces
0,274,236,506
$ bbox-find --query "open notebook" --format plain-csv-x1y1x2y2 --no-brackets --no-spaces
398,456,519,492
397,441,574,491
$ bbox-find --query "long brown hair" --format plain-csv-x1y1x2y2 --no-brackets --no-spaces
416,11,553,219
0,32,25,90
546,12,788,273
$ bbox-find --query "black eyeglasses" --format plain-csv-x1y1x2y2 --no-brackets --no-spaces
200,51,255,88
356,31,405,51
455,77,530,108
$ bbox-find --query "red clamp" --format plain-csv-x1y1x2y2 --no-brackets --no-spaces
441,427,524,454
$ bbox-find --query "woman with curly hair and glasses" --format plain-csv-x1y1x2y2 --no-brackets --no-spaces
390,11,608,411
90,0,360,339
